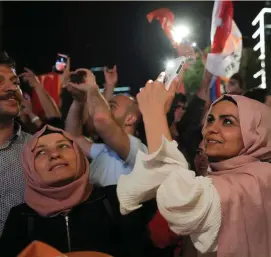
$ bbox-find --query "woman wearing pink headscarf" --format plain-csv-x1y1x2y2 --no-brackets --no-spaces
0,125,162,257
117,75,271,257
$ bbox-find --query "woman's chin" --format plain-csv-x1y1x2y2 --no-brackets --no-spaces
47,177,75,187
206,153,225,163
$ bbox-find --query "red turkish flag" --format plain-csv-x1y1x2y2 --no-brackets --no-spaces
31,72,62,119
211,0,233,54
147,8,175,43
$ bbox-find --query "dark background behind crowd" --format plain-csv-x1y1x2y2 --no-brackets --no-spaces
1,1,266,96
0,2,271,257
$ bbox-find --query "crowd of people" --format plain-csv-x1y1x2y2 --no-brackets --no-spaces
0,47,271,257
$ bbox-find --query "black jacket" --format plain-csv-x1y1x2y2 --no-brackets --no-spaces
0,186,159,257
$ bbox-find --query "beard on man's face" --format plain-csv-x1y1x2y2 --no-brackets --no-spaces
0,90,22,120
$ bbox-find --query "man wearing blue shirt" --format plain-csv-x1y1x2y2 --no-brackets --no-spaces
66,69,147,186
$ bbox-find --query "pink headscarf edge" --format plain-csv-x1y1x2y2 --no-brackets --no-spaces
22,125,92,216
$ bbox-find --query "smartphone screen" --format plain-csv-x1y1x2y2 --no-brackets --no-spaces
55,54,68,73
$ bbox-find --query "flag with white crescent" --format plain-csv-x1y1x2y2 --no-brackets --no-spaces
206,0,242,81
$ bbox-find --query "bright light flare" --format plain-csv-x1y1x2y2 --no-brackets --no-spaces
165,60,174,69
191,42,197,47
171,25,190,43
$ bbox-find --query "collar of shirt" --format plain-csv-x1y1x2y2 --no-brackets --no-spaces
0,122,22,150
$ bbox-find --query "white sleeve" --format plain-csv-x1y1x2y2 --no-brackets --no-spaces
157,169,221,253
117,137,188,214
117,136,221,254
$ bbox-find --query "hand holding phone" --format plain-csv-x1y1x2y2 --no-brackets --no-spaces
69,68,97,93
70,70,87,84
54,54,68,74
164,56,187,90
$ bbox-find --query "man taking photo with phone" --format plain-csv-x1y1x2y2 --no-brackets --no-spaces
65,68,147,186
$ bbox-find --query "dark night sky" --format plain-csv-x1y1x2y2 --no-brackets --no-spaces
2,1,266,95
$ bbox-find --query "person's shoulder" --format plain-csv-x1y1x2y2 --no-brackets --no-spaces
128,134,141,142
80,186,120,222
91,143,107,155
82,186,116,205
93,143,106,150
128,134,147,152
9,203,36,217
20,131,32,141
21,131,31,137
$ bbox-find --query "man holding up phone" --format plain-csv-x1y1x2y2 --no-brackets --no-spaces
65,68,147,187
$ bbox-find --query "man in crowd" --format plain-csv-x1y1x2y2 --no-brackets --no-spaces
243,87,271,107
0,52,30,235
169,93,187,140
65,69,147,186
225,73,244,95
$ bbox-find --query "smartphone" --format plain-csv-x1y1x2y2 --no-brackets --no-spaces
164,56,187,90
54,53,68,74
70,70,87,84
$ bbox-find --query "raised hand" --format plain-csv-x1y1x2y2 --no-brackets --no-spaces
21,93,33,114
69,68,98,93
137,72,179,117
19,68,41,88
104,65,118,89
66,83,86,103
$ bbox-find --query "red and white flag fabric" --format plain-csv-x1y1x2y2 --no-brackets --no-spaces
147,8,175,44
31,73,62,118
206,0,242,81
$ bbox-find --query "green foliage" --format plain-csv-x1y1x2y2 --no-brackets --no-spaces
204,46,211,53
183,55,205,93
183,46,210,94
